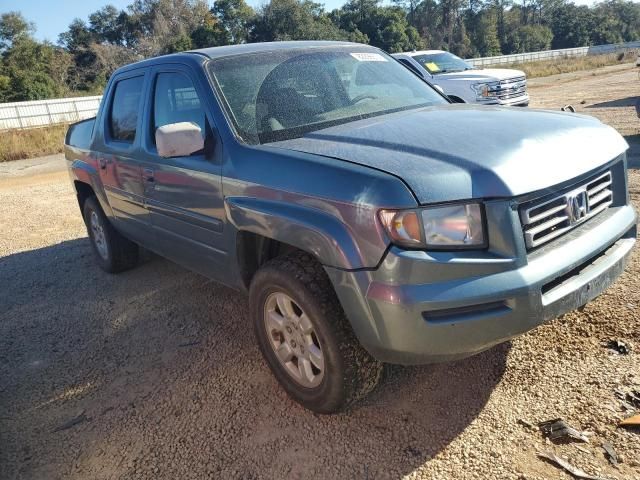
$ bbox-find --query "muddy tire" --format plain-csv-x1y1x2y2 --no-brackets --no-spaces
83,196,139,273
250,251,382,413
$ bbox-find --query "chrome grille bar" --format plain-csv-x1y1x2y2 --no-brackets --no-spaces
520,171,613,249
495,77,527,100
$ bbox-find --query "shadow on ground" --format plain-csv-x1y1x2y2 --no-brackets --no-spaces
586,96,639,109
626,134,640,169
0,238,509,479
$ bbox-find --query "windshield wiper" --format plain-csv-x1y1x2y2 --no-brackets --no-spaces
261,103,433,144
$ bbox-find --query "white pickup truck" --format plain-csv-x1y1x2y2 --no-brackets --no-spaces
393,50,529,106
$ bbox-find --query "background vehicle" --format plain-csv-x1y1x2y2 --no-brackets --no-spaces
393,50,529,106
65,41,635,413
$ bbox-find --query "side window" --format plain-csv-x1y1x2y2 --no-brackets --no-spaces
153,72,206,143
109,76,144,142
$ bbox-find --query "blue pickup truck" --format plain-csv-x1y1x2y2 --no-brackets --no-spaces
65,41,636,413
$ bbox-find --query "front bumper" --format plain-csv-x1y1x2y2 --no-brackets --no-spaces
326,204,636,365
484,93,530,107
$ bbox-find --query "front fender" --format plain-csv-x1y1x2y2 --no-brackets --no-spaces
225,196,371,270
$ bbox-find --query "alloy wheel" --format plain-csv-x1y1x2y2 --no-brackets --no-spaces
90,210,108,260
263,292,325,388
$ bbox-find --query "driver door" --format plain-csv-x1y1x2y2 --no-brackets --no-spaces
139,66,227,281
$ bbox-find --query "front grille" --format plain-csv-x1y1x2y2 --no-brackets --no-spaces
520,171,613,249
494,76,527,100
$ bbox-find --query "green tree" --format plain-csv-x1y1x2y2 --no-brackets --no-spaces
393,0,421,28
126,0,211,56
212,0,255,44
190,22,226,48
505,23,552,52
0,12,70,101
439,0,465,51
0,11,34,51
550,3,594,48
0,37,67,101
334,1,423,52
488,0,512,50
472,11,502,56
251,0,354,42
88,5,127,45
591,0,640,44
413,0,445,49
529,0,566,25
58,18,95,52
164,33,193,52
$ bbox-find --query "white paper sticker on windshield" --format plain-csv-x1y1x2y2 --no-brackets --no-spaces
350,52,387,62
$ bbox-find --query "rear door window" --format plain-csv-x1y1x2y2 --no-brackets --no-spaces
109,76,144,143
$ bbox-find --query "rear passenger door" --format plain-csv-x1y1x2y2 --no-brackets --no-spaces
140,66,227,280
98,71,150,243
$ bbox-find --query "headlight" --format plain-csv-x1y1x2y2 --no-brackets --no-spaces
472,81,500,100
472,83,490,98
378,209,423,246
379,203,487,250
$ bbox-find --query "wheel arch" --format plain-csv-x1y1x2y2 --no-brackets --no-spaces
69,159,113,218
227,197,369,290
447,95,466,103
74,180,95,212
236,231,303,290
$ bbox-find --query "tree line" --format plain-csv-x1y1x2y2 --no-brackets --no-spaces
0,0,639,102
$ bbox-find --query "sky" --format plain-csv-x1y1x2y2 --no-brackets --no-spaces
2,0,607,44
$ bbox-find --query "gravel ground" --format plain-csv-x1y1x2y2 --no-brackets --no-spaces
1,65,639,480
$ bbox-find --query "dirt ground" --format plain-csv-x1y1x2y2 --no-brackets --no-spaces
528,63,640,164
1,64,639,480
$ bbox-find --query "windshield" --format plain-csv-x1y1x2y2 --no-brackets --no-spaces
207,48,447,144
412,52,473,75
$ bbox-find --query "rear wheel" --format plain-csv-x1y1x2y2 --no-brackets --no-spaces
250,252,382,413
83,196,139,273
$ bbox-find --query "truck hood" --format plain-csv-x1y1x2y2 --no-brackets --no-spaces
269,105,628,204
436,68,526,82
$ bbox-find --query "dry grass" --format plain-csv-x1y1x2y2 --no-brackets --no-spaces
511,50,639,78
0,124,68,162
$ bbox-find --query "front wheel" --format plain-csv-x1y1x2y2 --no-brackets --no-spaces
250,252,382,413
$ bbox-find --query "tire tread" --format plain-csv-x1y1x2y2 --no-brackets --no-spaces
251,251,382,412
83,196,138,273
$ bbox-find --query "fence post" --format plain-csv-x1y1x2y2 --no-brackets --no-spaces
44,102,54,125
72,100,80,121
15,105,23,129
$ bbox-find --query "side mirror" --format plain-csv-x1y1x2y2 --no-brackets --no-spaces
155,122,204,158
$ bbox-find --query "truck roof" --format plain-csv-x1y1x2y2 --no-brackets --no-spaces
114,41,367,74
192,40,363,59
394,50,447,57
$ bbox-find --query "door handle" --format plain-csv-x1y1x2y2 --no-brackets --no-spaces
98,157,107,170
143,168,155,183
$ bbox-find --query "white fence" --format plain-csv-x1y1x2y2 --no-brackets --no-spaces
467,40,640,67
1,39,639,131
0,96,102,131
